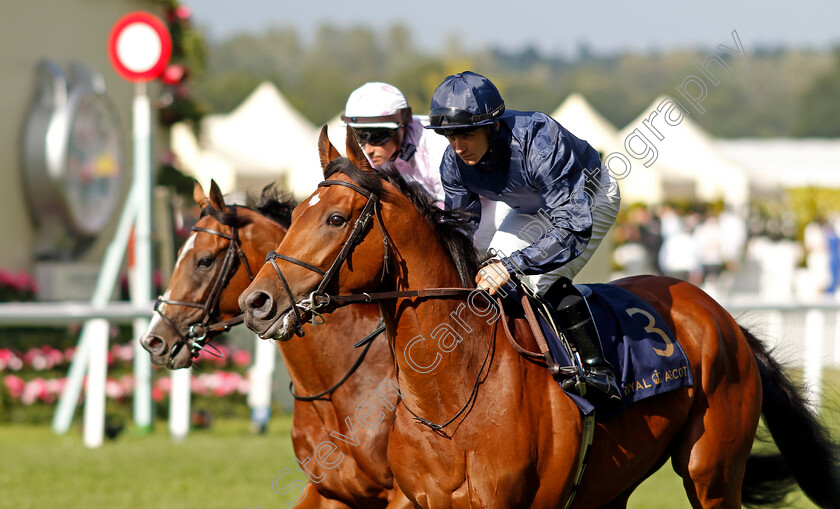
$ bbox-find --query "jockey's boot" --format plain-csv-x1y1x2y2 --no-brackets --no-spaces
547,280,622,404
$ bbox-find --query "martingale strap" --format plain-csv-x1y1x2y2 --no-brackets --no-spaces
399,319,498,436
289,322,385,401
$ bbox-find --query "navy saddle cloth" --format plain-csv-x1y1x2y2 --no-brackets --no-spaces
504,282,694,415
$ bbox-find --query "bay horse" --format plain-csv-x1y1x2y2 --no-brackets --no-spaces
140,181,412,509
239,125,840,508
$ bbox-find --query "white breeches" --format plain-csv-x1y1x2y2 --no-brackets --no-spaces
487,168,621,294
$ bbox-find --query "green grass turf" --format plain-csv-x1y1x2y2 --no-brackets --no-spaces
1,369,838,508
0,417,306,508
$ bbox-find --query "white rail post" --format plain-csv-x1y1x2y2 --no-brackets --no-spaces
52,190,138,436
248,335,276,433
803,308,825,414
131,81,154,432
169,367,192,441
81,319,111,447
833,311,840,368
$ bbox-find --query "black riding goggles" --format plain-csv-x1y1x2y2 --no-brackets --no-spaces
429,104,505,128
354,129,397,147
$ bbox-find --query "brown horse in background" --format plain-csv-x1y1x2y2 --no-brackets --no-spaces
140,181,411,508
239,125,840,508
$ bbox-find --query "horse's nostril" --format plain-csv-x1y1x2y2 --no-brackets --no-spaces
141,335,168,356
245,291,273,319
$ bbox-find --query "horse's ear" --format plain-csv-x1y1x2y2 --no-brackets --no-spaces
318,124,342,176
193,180,211,210
345,125,373,171
208,179,228,213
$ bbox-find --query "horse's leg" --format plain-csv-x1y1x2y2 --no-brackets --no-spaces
596,495,629,509
291,483,356,509
385,484,416,509
626,280,762,508
671,376,761,508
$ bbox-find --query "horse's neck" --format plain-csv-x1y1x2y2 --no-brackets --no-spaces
385,234,495,419
278,304,383,401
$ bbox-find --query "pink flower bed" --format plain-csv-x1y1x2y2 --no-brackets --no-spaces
1,342,255,408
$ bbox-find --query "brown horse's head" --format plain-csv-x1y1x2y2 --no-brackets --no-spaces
141,179,291,368
239,125,479,342
239,126,393,341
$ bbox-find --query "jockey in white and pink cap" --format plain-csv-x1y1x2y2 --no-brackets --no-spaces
341,82,448,201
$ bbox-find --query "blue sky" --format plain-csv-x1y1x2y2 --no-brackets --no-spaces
183,0,840,56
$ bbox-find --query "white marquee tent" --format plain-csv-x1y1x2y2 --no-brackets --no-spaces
716,138,840,190
323,113,349,155
617,96,750,209
550,92,621,155
551,93,663,205
171,81,322,198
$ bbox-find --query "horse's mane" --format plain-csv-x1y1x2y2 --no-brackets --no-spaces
253,184,296,228
324,158,479,287
199,184,297,229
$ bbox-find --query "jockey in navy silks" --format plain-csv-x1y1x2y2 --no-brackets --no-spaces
427,71,623,402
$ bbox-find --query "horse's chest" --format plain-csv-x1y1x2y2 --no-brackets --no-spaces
391,425,537,508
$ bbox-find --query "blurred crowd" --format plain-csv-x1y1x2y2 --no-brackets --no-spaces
612,203,840,302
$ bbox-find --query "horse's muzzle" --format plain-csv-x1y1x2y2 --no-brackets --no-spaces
240,289,283,338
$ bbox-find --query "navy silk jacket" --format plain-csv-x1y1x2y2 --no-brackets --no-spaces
440,110,604,276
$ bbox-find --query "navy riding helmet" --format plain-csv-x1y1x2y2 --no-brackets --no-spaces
426,71,505,133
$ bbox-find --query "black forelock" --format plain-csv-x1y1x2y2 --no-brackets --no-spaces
198,184,297,229
254,184,297,228
323,158,387,199
199,204,252,229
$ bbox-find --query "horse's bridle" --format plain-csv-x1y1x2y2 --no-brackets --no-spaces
154,206,253,359
261,175,490,432
153,202,389,402
264,179,389,337
264,178,471,337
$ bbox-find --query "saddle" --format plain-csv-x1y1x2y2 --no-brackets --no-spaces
497,283,594,408
497,281,693,415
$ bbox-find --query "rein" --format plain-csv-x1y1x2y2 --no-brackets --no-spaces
154,206,253,358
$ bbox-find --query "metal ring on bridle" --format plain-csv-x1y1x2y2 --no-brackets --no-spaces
188,323,208,342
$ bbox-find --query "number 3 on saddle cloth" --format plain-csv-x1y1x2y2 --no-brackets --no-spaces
501,283,694,417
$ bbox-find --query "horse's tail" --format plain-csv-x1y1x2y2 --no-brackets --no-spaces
740,326,840,508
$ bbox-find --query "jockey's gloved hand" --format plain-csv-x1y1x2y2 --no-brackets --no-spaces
475,260,510,296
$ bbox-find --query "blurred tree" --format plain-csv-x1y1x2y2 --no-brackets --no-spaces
186,23,833,139
795,49,840,137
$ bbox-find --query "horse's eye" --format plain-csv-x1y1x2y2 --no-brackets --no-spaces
196,256,214,269
327,214,347,227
